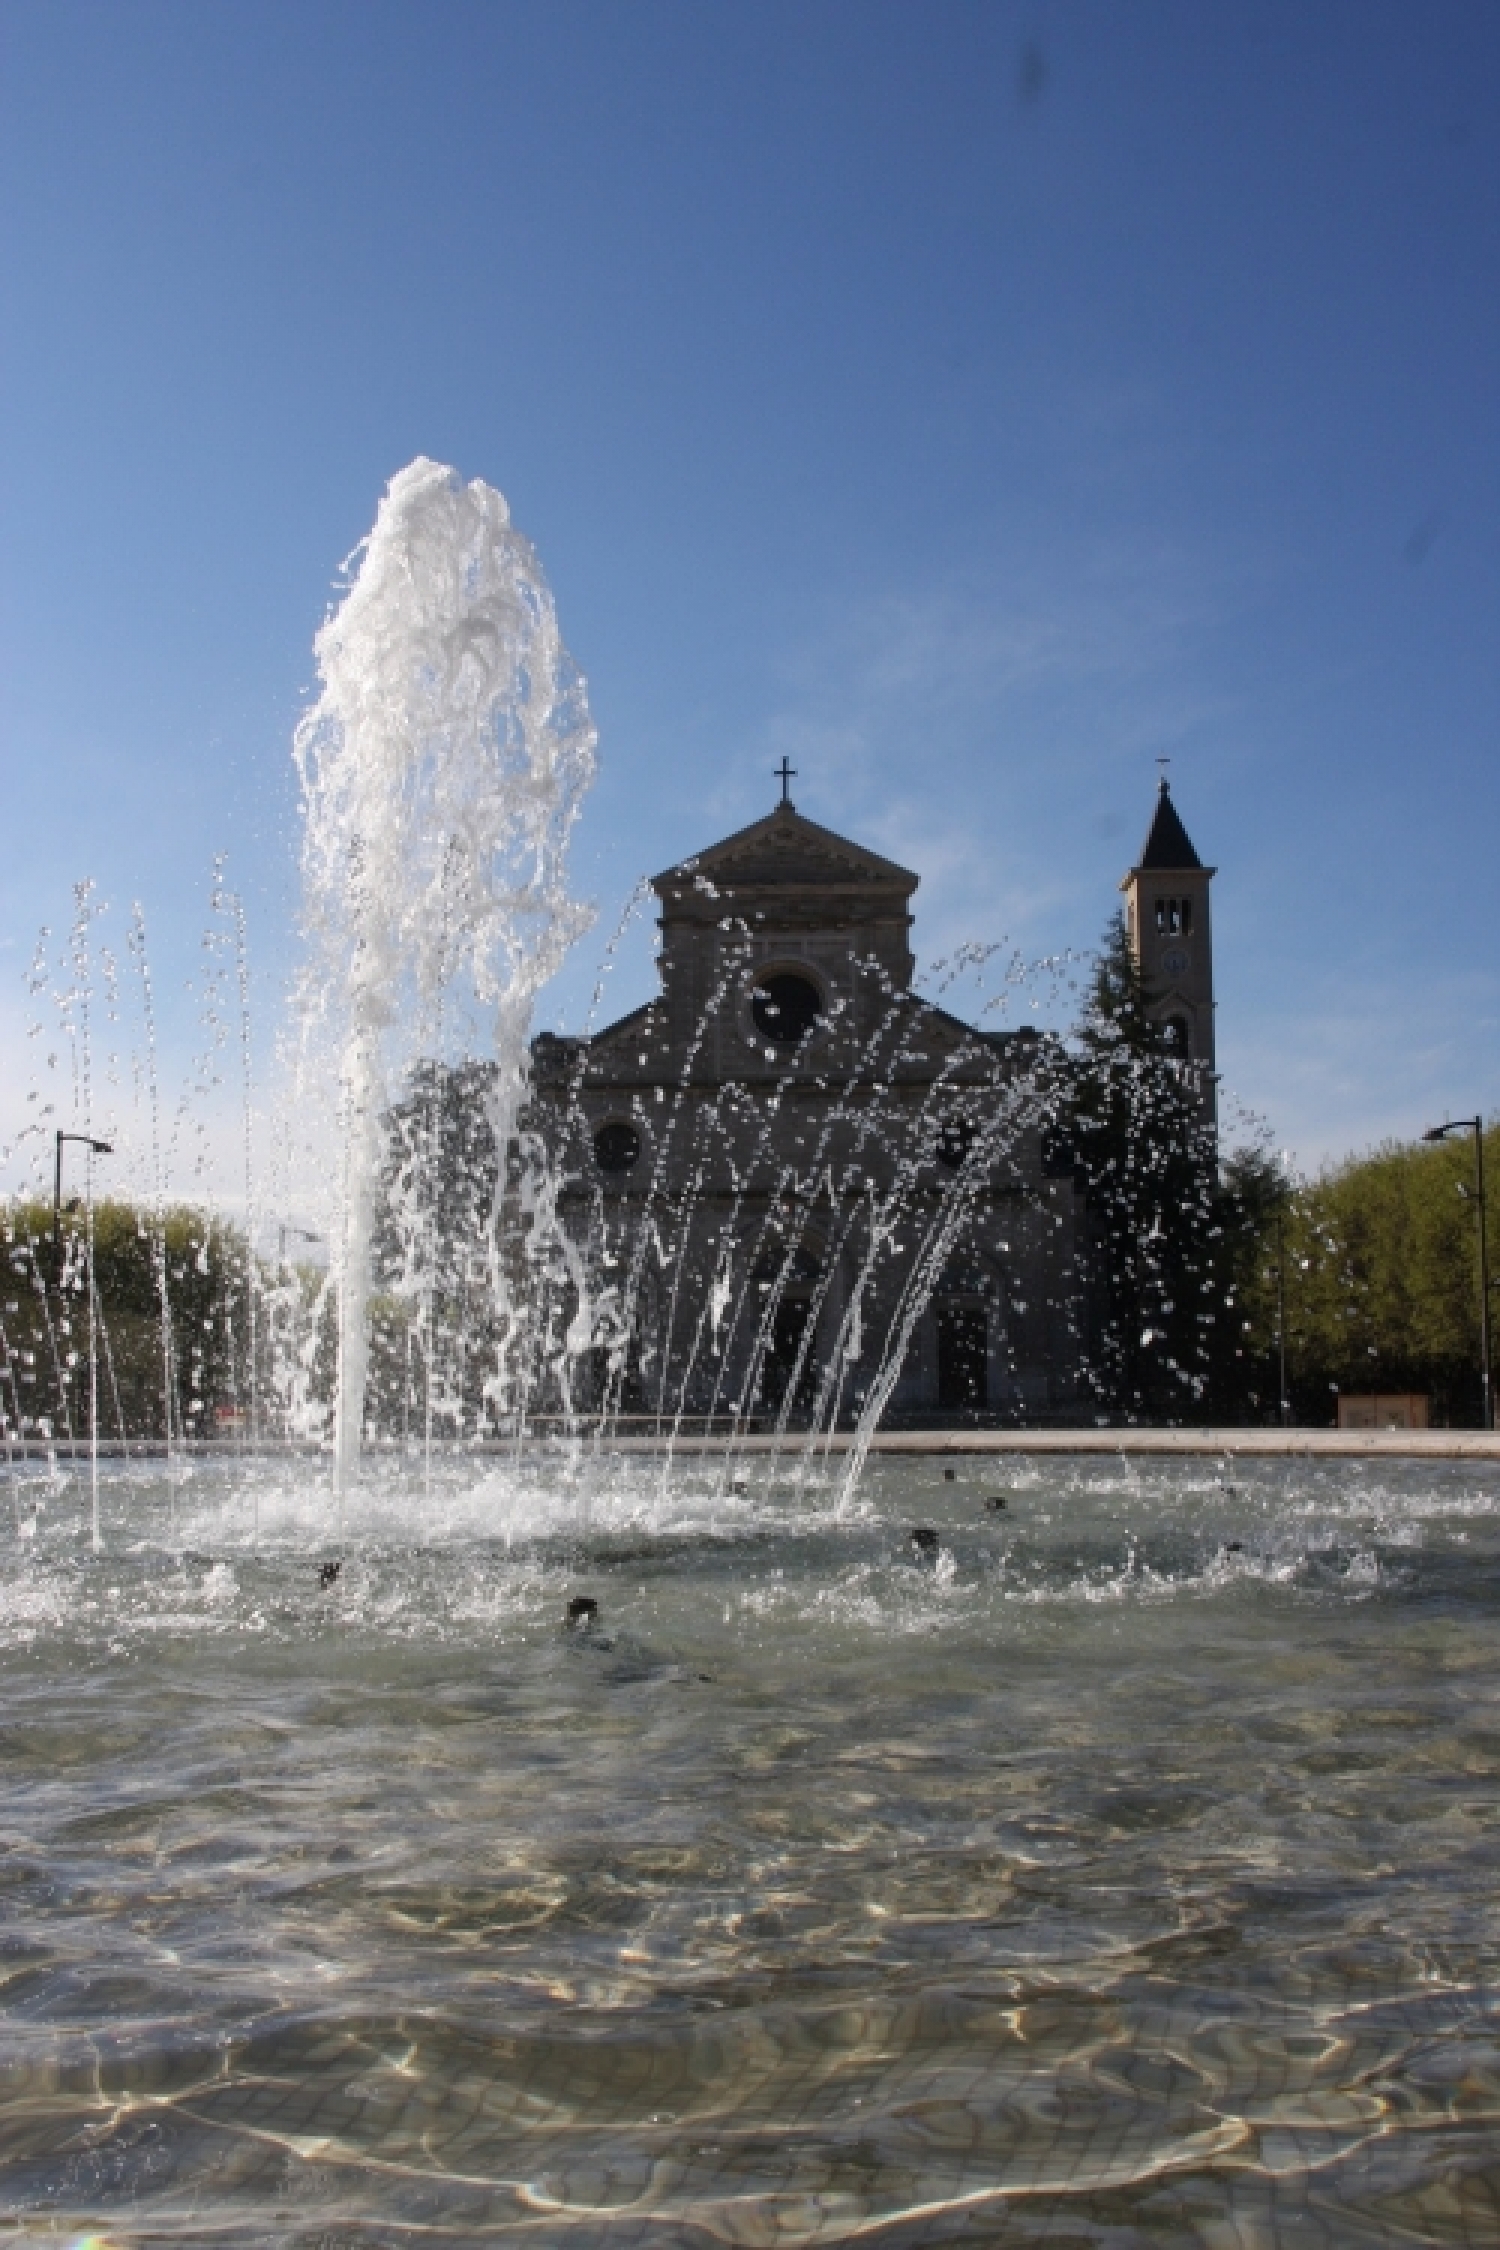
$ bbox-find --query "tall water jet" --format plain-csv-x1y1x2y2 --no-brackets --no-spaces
294,460,596,1491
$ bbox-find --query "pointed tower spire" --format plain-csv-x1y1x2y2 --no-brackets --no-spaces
1137,775,1203,870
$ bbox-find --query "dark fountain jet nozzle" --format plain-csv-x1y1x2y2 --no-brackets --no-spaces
910,1526,940,1558
566,1595,599,1629
943,1468,957,1483
985,1494,1008,1511
319,1560,342,1589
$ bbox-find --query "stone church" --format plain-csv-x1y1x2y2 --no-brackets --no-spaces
529,773,1214,1427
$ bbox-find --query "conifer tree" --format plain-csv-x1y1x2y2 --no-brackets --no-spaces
1068,912,1222,1415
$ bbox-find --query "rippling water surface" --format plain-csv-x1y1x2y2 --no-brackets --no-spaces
3,1450,1499,2246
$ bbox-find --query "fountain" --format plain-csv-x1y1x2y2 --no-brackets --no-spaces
292,457,597,1495
1,463,1498,2245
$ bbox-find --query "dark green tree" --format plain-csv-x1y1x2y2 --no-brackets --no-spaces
1201,1142,1291,1421
1,1201,253,1440
1068,913,1225,1417
1240,1126,1498,1425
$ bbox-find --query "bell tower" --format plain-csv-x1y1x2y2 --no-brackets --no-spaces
1120,776,1216,1120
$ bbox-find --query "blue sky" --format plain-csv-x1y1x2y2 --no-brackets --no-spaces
2,0,1496,1174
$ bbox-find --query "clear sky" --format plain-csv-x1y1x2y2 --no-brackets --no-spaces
2,0,1496,1177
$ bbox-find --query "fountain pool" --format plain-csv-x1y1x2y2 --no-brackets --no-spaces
3,1447,1498,2244
8,459,1499,2239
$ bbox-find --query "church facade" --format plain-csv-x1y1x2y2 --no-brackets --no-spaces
528,776,1214,1427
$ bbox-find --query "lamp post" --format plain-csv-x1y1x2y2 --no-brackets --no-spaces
1423,1118,1492,1432
1274,1157,1292,1428
52,1128,113,1552
53,1129,113,1258
278,1223,323,1264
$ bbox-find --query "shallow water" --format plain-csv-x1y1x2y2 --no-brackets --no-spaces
3,1450,1499,2246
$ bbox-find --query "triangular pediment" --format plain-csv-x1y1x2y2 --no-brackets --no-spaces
654,805,918,896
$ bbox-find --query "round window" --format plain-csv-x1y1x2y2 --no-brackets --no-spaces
751,972,822,1048
593,1120,642,1174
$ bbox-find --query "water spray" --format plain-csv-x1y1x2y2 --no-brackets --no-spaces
294,459,596,1499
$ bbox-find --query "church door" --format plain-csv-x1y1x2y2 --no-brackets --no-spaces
761,1294,817,1418
937,1304,987,1412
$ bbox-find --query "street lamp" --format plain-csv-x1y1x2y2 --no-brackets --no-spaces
1273,1151,1294,1428
1423,1117,1493,1432
52,1128,113,1554
53,1129,113,1255
278,1223,323,1263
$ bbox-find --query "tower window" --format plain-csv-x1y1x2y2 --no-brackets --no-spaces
1163,1016,1190,1056
1153,896,1192,936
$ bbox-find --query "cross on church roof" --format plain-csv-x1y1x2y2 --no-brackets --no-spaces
774,756,797,807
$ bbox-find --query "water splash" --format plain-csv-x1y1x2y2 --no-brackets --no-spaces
293,460,596,1492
